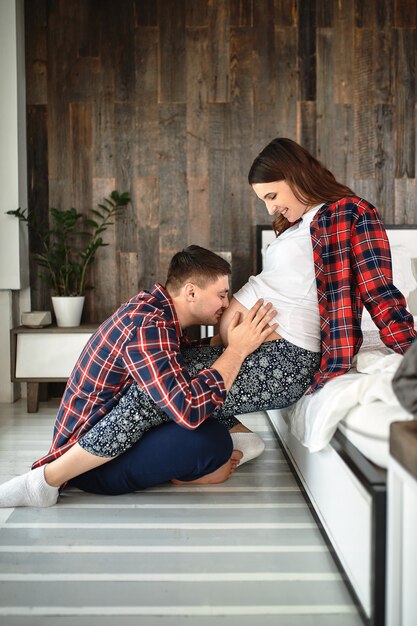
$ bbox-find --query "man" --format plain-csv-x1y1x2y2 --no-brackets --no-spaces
0,246,276,507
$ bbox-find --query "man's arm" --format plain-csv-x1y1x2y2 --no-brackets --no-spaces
123,300,276,428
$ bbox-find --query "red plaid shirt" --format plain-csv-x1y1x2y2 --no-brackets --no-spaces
309,195,417,392
33,284,226,468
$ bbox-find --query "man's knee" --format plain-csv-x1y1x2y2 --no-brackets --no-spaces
198,419,232,454
185,419,233,477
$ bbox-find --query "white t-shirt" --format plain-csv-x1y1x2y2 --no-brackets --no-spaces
234,205,323,352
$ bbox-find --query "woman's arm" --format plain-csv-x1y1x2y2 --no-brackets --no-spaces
350,209,417,352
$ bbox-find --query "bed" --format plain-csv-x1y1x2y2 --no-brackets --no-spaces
255,224,417,626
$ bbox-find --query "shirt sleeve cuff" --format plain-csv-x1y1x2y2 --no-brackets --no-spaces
199,367,227,401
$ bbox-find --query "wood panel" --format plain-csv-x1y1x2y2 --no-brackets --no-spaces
270,27,297,142
135,175,160,287
394,29,415,178
135,26,160,177
186,26,210,247
208,0,230,102
208,103,231,249
333,0,354,105
158,0,186,103
158,103,188,274
26,105,49,311
135,0,158,26
316,0,333,27
186,0,209,27
87,177,117,322
275,0,296,27
375,104,395,222
69,102,93,211
114,102,137,252
230,0,253,27
24,0,47,105
316,28,335,169
353,28,375,179
24,0,417,323
229,26,253,291
298,0,316,101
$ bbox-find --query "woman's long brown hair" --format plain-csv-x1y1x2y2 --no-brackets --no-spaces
248,138,354,235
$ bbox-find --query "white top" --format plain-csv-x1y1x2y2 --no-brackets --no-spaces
234,205,323,352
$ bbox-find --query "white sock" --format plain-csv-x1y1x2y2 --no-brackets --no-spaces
0,466,59,508
230,432,265,466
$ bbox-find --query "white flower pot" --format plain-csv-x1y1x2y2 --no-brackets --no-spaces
52,296,85,327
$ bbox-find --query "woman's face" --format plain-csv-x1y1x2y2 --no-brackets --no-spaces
252,180,310,223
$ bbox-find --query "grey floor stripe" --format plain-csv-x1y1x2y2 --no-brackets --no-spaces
0,579,356,607
1,550,340,575
0,617,366,626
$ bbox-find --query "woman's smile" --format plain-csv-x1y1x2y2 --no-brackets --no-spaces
252,181,309,223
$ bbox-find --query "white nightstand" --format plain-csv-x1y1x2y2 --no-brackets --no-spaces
10,325,96,412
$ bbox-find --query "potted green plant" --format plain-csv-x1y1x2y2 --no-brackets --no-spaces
8,190,131,326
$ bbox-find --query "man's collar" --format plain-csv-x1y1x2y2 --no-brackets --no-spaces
150,283,183,337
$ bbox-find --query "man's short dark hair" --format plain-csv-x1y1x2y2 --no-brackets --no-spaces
165,245,231,293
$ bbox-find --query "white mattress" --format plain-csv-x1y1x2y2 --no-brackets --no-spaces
282,327,416,469
338,403,410,468
339,327,417,467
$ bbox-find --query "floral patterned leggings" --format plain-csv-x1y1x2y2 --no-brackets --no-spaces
78,339,321,457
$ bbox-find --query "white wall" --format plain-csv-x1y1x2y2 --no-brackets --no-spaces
0,0,29,402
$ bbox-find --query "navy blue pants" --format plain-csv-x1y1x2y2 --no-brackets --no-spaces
69,419,233,495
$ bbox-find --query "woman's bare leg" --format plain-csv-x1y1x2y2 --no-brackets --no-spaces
44,443,112,487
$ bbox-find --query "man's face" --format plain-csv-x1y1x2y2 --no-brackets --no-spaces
192,275,230,326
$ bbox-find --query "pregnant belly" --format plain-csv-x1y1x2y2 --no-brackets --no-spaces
219,297,282,346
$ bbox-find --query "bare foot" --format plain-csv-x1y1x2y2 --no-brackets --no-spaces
171,449,243,485
230,449,243,470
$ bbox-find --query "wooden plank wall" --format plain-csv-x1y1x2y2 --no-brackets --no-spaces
25,0,417,323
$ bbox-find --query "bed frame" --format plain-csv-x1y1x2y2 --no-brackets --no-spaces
267,408,385,625
255,223,417,626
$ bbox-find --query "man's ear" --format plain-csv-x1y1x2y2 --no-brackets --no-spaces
183,282,196,302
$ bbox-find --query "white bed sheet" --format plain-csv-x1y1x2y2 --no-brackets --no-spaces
281,335,415,468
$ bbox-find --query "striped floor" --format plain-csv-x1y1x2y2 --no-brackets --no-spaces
0,399,364,625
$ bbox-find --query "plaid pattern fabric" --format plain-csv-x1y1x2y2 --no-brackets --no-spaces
32,284,225,468
309,195,417,392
